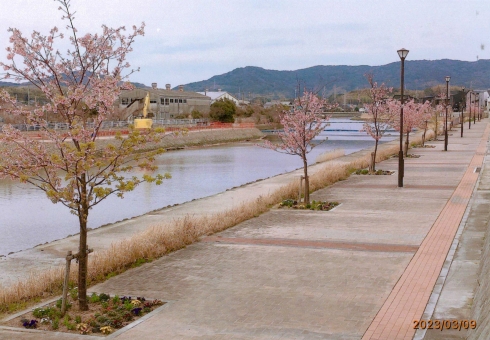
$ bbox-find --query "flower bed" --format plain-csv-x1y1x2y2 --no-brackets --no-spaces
412,144,436,148
3,290,164,336
355,169,394,175
279,199,339,211
391,154,421,158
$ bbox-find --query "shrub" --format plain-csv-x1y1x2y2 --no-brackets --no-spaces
191,110,202,119
69,287,78,300
209,98,236,123
99,293,110,302
96,315,108,324
52,317,59,330
280,199,296,207
55,299,71,311
89,292,100,303
112,295,120,305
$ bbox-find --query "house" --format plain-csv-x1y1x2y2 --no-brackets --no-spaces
196,90,240,106
118,83,211,120
472,90,489,109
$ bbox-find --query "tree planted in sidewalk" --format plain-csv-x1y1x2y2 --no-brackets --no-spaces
0,0,168,311
362,74,393,172
261,91,332,204
389,99,432,156
431,91,449,139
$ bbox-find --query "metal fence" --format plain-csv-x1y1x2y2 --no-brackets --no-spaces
1,119,209,132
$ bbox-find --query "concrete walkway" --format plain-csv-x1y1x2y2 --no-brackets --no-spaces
1,120,488,339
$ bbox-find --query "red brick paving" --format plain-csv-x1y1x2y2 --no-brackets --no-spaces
342,184,456,190
362,124,490,340
402,162,469,165
202,236,419,253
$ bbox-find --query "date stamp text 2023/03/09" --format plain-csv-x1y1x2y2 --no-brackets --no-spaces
413,319,477,331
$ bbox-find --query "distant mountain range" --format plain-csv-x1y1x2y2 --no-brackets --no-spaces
2,59,489,100
181,59,490,99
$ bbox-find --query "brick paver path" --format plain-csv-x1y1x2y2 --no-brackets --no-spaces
362,124,490,340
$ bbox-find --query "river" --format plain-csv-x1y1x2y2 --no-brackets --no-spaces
0,118,396,256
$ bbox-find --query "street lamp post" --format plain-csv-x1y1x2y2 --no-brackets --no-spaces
473,92,477,124
469,91,472,129
444,76,450,151
461,87,465,138
476,92,480,121
397,48,409,187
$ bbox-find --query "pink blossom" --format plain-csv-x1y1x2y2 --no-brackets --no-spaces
261,91,334,204
0,0,158,310
361,74,393,171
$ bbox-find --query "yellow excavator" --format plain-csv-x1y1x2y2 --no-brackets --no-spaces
133,92,153,129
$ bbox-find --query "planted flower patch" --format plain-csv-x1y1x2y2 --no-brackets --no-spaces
355,169,394,175
413,144,435,148
279,199,339,211
391,154,421,158
4,290,164,336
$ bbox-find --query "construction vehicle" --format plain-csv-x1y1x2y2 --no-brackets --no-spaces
124,91,153,129
134,92,153,129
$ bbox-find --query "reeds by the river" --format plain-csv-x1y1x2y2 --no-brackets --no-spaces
315,148,345,163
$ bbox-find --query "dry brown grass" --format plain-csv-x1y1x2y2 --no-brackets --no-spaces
0,139,405,314
315,148,345,163
424,130,435,142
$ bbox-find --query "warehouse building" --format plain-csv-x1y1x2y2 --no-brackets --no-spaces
118,83,211,120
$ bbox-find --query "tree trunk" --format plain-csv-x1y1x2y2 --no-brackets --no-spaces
372,140,379,172
404,131,410,157
434,115,438,139
422,127,427,146
303,158,309,205
77,176,89,311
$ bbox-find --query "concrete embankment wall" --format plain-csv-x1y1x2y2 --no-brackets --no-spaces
160,128,265,149
97,128,265,151
468,216,490,339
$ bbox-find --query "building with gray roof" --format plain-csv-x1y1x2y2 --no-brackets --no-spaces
118,83,211,120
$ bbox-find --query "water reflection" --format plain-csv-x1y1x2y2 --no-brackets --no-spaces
0,118,394,255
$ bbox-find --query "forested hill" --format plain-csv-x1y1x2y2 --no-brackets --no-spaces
182,59,490,99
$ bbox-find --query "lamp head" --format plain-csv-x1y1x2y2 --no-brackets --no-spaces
445,76,451,82
397,48,409,60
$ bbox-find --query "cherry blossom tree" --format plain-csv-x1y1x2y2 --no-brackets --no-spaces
468,103,479,123
431,91,449,138
362,74,393,172
389,99,432,156
0,0,166,310
261,91,331,205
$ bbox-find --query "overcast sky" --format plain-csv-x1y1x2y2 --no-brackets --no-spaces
0,0,488,87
